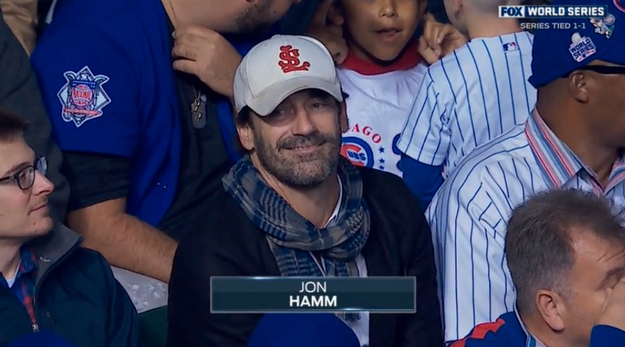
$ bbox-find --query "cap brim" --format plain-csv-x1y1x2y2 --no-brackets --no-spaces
244,76,343,116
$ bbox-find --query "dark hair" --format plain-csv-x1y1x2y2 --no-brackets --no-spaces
232,89,347,155
233,107,252,155
0,110,27,142
505,189,625,313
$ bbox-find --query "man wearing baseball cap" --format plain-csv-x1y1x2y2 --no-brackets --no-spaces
425,0,625,343
166,35,443,347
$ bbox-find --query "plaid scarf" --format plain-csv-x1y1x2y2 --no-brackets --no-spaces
222,155,371,279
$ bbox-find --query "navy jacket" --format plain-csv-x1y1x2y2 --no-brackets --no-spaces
0,225,141,347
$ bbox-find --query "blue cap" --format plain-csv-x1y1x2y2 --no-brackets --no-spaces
528,0,625,88
246,313,361,347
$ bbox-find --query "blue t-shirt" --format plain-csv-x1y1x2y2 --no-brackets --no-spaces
32,0,265,226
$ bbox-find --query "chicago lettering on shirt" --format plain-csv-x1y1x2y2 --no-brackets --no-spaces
339,62,428,177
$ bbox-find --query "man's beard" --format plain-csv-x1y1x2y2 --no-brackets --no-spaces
253,128,342,188
234,0,274,34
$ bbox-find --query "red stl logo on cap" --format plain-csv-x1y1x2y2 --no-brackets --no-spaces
278,45,311,73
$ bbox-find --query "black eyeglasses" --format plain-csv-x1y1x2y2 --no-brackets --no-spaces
562,65,625,78
0,157,47,190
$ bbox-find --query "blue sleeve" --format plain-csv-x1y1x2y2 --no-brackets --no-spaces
31,27,140,158
590,325,625,346
401,154,444,210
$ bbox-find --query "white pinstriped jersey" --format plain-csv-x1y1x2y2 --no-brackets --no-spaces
426,110,625,343
397,31,536,177
339,61,428,177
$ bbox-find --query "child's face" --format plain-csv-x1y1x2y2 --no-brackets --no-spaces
338,0,423,63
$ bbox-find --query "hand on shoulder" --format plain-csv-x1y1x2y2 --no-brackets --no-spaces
172,25,242,98
418,13,467,65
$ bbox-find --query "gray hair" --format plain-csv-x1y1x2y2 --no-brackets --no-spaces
505,189,625,313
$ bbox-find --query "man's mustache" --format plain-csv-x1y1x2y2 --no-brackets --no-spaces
278,133,336,150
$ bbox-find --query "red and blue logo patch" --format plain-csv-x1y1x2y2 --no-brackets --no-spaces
57,66,111,128
340,137,374,168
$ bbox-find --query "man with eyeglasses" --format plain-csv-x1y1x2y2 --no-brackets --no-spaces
424,0,625,342
0,110,141,346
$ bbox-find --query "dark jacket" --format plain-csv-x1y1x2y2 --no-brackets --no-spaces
0,9,69,222
0,224,141,347
167,167,444,347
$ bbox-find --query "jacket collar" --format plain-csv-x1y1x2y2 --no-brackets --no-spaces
525,108,625,192
29,223,81,285
515,308,548,347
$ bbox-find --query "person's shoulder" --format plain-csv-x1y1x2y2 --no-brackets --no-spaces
422,51,465,92
429,43,472,70
48,0,136,28
495,31,535,47
445,124,530,188
33,0,158,71
359,166,407,196
49,244,118,303
37,0,158,47
64,247,111,276
468,31,534,60
429,124,531,212
46,225,109,277
175,187,266,264
449,312,525,347
171,186,278,284
412,60,429,75
359,166,423,213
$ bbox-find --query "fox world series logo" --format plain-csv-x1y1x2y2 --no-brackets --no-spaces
499,5,607,18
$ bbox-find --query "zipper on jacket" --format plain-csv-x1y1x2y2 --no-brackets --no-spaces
1,285,39,332
31,242,80,333
46,312,56,326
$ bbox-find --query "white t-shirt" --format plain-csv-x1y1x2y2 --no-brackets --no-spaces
339,49,427,178
3,259,21,288
5,275,16,288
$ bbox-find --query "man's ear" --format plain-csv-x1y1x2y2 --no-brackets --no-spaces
236,119,255,151
535,289,567,332
569,71,591,104
339,101,349,133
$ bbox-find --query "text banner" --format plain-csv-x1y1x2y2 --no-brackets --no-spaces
210,277,416,313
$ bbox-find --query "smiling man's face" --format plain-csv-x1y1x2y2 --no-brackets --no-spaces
239,89,343,188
